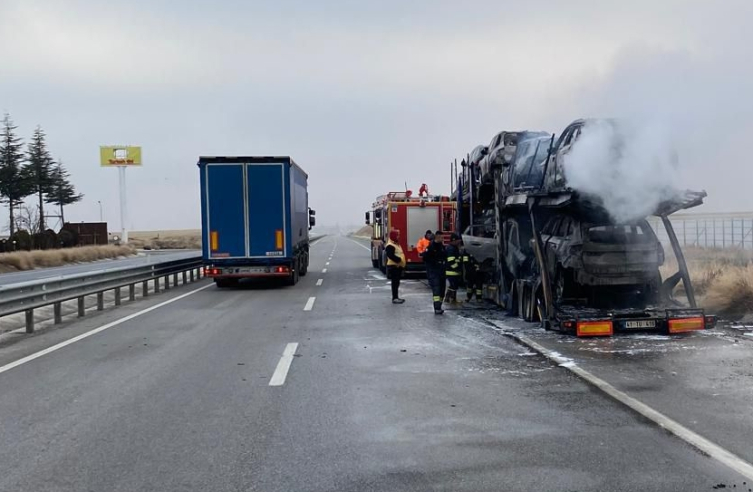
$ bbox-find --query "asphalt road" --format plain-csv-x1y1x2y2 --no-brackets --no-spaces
0,250,200,286
0,237,749,491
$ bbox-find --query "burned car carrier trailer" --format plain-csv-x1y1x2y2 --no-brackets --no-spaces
454,123,716,337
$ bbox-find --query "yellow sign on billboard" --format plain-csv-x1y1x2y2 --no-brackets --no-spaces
100,146,142,166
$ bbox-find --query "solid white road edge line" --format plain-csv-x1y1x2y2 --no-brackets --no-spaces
304,297,316,311
345,237,371,251
316,279,323,286
269,342,299,386
514,333,753,481
0,283,214,378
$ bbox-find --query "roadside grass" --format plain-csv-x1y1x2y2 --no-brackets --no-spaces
127,230,201,250
0,245,136,273
661,247,753,319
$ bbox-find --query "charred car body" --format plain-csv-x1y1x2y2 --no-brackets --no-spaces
454,121,715,336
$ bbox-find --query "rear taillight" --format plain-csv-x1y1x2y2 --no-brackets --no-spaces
576,320,613,337
668,317,705,334
275,266,289,273
204,267,221,276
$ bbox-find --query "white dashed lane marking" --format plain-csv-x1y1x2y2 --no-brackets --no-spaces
269,343,299,387
303,297,316,311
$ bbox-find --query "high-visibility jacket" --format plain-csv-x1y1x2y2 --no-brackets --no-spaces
445,244,461,277
462,250,479,282
422,241,446,270
385,240,407,268
416,237,430,254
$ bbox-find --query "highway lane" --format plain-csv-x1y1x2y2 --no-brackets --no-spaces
0,236,748,491
0,250,200,286
491,317,753,472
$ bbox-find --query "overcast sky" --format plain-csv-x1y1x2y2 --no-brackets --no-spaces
1,0,751,231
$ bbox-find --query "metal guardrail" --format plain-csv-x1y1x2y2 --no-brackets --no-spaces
0,256,204,334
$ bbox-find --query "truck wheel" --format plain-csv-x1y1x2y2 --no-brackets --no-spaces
372,259,379,269
379,253,387,274
300,253,309,276
215,278,237,288
287,259,300,286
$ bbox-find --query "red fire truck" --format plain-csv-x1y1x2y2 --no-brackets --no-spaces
365,189,456,273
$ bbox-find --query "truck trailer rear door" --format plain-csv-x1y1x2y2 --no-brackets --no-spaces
205,163,247,258
247,163,287,258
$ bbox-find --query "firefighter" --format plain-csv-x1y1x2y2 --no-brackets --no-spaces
416,230,432,254
385,229,406,304
462,247,484,302
421,231,447,315
444,233,462,304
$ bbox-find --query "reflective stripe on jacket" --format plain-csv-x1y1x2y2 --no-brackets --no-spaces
462,251,478,280
445,244,461,276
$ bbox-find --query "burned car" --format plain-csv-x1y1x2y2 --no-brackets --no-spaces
540,213,664,309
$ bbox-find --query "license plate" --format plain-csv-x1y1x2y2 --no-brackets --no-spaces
624,320,656,329
231,267,265,274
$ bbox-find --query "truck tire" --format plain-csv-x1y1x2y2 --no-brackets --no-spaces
379,252,387,274
287,259,300,286
300,253,309,276
215,278,237,288
372,259,379,269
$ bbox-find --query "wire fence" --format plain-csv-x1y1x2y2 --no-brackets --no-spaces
647,214,753,249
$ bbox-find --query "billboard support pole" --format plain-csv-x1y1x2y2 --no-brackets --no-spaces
119,166,128,244
100,145,140,244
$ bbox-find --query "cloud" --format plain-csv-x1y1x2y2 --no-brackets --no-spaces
1,0,752,231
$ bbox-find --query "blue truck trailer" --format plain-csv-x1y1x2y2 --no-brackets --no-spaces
198,156,315,287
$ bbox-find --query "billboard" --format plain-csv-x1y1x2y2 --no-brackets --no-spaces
100,146,142,166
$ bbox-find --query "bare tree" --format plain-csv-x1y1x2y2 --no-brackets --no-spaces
14,204,42,235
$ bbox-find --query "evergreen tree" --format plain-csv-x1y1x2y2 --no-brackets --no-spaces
46,160,83,224
0,113,32,236
25,126,55,233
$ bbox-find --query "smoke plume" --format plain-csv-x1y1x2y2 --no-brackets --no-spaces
562,119,680,223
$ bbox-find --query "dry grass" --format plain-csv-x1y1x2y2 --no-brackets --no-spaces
703,265,753,318
661,246,753,319
127,230,202,250
0,245,136,273
351,225,373,239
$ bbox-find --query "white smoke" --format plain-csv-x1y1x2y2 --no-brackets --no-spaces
562,119,680,223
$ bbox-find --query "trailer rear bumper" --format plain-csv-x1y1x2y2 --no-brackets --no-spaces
556,307,716,337
204,265,292,278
